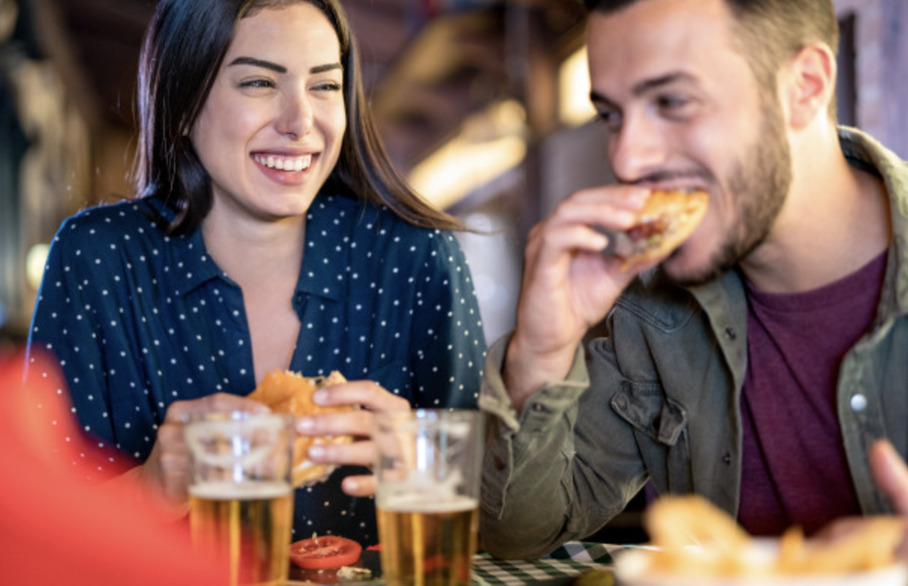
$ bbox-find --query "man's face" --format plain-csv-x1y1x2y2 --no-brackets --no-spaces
587,0,792,285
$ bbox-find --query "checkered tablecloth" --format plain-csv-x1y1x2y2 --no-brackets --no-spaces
471,541,622,585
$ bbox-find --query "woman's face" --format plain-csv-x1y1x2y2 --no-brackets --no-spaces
190,2,346,225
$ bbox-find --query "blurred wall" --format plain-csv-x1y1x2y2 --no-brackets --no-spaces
2,0,908,348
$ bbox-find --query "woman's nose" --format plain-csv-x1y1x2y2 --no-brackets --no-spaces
276,88,313,139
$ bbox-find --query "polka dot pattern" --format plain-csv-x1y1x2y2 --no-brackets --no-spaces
27,192,487,545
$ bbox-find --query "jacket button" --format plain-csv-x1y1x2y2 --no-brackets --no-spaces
723,453,732,465
724,327,737,341
850,393,868,412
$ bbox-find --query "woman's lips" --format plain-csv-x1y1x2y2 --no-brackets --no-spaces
253,153,312,172
252,153,316,184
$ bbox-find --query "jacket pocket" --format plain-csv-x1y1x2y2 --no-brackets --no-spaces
610,380,692,494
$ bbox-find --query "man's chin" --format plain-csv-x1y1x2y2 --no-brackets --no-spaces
659,250,726,288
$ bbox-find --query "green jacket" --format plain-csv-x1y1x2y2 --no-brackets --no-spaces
478,127,908,560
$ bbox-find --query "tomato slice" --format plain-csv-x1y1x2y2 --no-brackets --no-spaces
289,535,363,570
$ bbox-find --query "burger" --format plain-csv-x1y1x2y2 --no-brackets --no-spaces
248,369,354,487
613,188,710,269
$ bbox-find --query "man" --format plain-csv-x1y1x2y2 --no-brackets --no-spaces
479,0,908,560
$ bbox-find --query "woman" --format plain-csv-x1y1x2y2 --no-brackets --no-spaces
26,0,486,545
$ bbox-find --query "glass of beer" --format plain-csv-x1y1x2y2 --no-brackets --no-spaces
373,409,484,586
184,411,295,586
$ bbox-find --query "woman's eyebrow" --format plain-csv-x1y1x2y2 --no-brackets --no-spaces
227,57,343,75
311,63,343,74
228,56,286,73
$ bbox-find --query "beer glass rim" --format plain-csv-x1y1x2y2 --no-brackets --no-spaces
376,408,480,422
182,410,293,425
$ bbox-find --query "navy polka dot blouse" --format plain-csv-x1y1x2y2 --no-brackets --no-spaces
27,191,487,545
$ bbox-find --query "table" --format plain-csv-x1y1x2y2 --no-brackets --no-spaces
472,542,620,585
287,542,623,585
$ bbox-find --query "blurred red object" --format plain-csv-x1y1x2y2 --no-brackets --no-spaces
0,349,228,585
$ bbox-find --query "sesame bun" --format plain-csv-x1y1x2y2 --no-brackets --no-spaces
248,370,353,487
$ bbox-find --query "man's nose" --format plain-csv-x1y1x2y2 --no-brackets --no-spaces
608,112,669,184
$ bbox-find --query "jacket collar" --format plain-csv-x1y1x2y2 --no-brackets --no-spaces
838,126,908,318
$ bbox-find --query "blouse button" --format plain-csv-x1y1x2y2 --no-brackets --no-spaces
850,393,868,413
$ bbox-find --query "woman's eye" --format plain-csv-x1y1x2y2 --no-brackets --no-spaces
314,81,343,92
239,79,275,89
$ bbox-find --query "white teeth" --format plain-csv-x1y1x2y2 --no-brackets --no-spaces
254,154,312,172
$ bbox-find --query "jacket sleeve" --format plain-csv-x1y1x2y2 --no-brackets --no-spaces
478,329,650,560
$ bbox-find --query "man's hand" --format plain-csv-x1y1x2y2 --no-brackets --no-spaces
504,185,651,411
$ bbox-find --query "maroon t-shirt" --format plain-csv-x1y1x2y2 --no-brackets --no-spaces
737,251,887,536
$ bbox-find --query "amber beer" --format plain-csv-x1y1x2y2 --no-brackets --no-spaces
189,480,294,586
377,495,479,586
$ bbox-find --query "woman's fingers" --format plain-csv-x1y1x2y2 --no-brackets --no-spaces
341,474,377,497
309,440,376,468
164,393,269,423
314,380,411,412
296,381,410,438
147,393,268,502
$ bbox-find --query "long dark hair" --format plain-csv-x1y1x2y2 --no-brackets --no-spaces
134,0,462,235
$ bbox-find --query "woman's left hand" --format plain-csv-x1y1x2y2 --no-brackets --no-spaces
294,379,410,497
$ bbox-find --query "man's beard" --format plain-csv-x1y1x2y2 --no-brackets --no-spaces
666,96,793,288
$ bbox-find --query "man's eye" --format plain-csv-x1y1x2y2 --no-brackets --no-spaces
596,109,622,133
657,95,692,112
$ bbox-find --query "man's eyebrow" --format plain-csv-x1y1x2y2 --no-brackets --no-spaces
590,72,697,106
630,72,696,95
227,57,343,76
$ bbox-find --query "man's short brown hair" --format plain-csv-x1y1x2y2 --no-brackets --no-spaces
584,0,840,119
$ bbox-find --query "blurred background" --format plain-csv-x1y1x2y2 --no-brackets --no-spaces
1,0,907,353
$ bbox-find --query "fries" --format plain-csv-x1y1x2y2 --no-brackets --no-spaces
640,495,904,577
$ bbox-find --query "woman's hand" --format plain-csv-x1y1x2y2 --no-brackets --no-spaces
294,379,411,497
131,393,269,515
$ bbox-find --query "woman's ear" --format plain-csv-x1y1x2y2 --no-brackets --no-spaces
782,42,837,129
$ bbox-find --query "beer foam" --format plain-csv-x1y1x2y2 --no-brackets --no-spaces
189,480,291,500
379,494,477,513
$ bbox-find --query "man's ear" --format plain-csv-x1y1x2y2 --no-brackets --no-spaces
782,42,837,129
